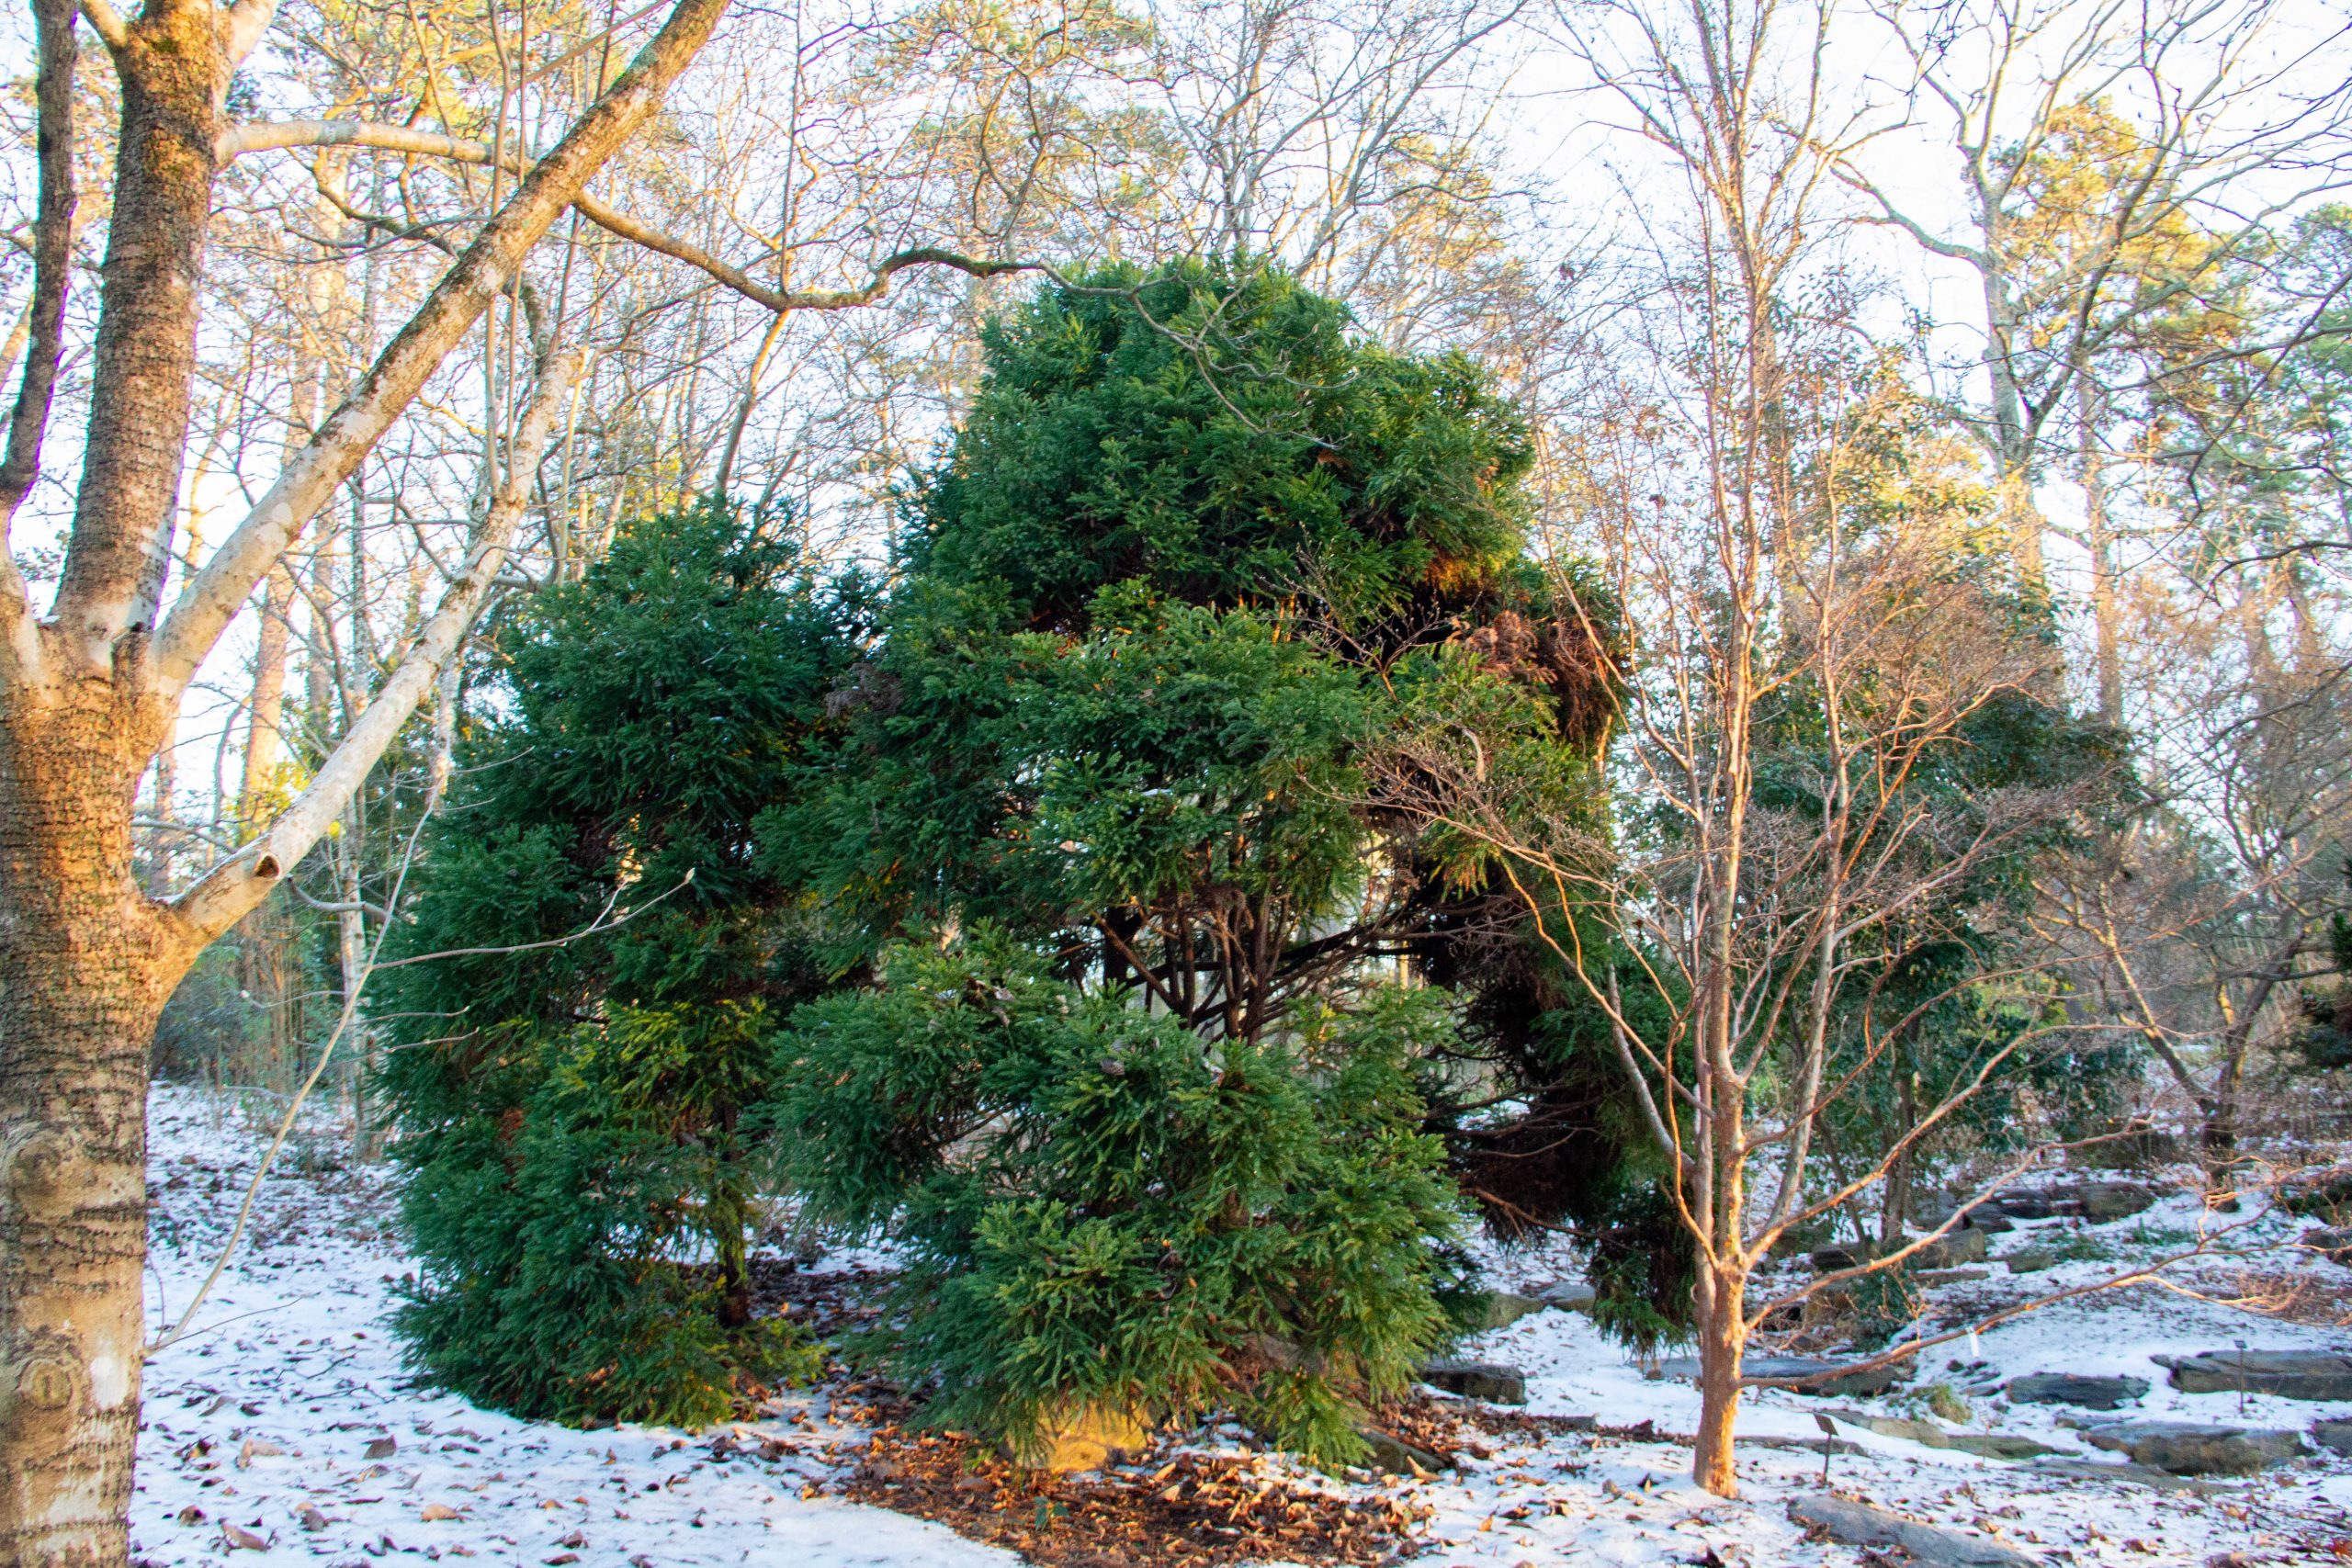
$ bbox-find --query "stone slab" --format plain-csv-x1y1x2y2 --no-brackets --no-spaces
1789,1495,2039,1567
2154,1349,2352,1402
2006,1373,2150,1412
2083,1419,2305,1476
1652,1354,1906,1398
1420,1359,1526,1404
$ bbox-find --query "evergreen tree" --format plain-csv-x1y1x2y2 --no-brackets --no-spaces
767,261,1647,1442
379,501,859,1426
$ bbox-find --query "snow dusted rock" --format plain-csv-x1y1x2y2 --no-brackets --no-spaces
1356,1427,1452,1475
2312,1420,2352,1457
2302,1227,2352,1267
2155,1349,2352,1401
1476,1291,1550,1330
1419,1360,1527,1404
2002,1246,2057,1274
1985,1189,2062,1220
1823,1409,2061,1460
2072,1180,2156,1222
1653,1354,1906,1397
1789,1495,2040,1567
1534,1280,1598,1312
2005,1373,2150,1411
2083,1420,2306,1476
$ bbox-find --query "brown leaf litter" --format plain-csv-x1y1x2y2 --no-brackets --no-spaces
833,1427,1430,1568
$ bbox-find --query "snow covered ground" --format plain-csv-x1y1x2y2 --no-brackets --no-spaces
134,1083,2342,1566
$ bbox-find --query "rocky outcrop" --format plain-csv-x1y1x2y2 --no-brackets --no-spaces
1419,1360,1527,1404
1652,1354,1906,1398
2155,1349,2352,1401
2083,1420,2306,1476
1821,1409,2060,1460
2005,1373,2149,1411
1534,1280,1598,1313
1476,1291,1549,1330
1789,1495,2039,1568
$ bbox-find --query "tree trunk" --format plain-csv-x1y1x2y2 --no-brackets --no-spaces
55,0,221,668
0,690,189,1566
2078,377,2122,724
1690,1260,1746,1497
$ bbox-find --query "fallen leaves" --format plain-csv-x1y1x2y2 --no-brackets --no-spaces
839,1427,1428,1568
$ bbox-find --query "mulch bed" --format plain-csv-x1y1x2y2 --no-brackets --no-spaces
835,1428,1430,1568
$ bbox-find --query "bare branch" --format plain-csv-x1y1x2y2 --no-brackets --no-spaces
150,0,729,699
171,349,584,943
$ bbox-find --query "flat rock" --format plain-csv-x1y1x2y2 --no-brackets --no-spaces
2002,1246,2057,1274
1832,1412,1950,1445
1789,1495,2038,1567
1420,1359,1526,1404
1019,1403,1148,1472
2314,1419,2352,1457
1821,1409,2059,1461
1915,1228,1990,1269
2071,1180,2155,1222
1476,1291,1549,1330
1653,1354,1905,1398
1356,1427,1452,1475
2006,1373,2150,1412
2083,1420,2306,1476
1945,1433,2062,1461
2155,1348,2352,1401
1535,1280,1598,1313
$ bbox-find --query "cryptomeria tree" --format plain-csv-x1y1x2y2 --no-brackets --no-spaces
768,262,1639,1458
379,502,856,1426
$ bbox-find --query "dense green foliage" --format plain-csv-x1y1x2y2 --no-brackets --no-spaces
385,264,1667,1444
379,502,857,1426
772,939,1470,1465
764,262,1639,1434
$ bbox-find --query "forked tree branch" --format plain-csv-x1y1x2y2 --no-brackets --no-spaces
171,349,584,943
0,0,82,696
214,118,1044,313
74,0,125,51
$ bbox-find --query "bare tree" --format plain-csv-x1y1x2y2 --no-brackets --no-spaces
1840,0,2352,592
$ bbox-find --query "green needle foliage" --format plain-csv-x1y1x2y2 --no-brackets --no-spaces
770,937,1471,1467
379,500,859,1426
763,260,1638,1447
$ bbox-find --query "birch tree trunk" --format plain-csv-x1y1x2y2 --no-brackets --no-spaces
0,0,727,1557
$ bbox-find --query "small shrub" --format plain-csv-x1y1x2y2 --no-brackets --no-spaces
1848,1265,1924,1350
1923,1382,1970,1425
